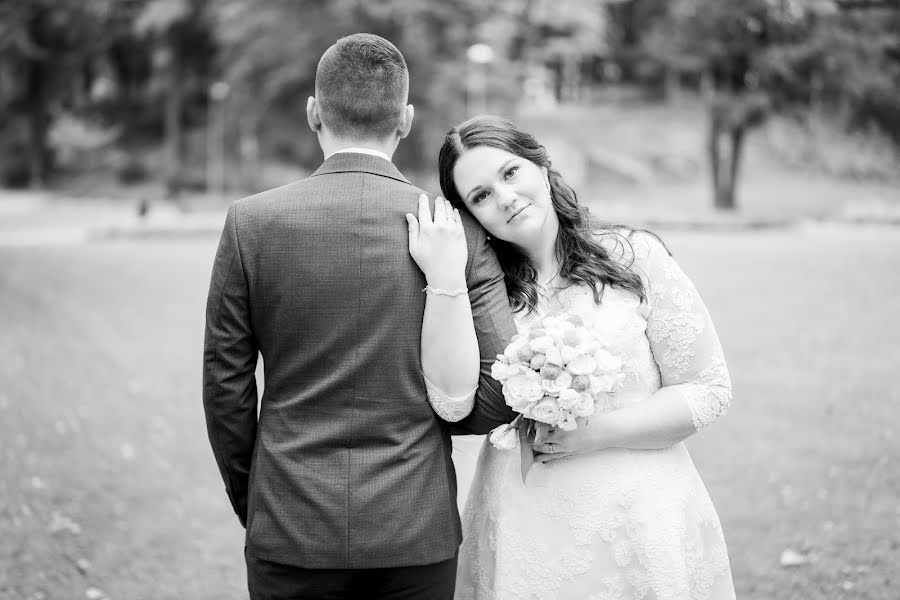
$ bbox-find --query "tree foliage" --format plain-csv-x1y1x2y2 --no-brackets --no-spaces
632,0,900,208
0,0,897,196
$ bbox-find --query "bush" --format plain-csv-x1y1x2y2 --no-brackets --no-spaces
1,156,31,188
117,159,150,185
764,110,900,181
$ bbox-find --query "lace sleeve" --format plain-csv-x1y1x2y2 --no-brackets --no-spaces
635,233,732,430
423,374,476,422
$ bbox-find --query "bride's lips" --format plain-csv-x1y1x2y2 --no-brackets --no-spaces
507,205,530,223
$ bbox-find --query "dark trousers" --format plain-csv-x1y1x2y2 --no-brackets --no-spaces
246,551,457,600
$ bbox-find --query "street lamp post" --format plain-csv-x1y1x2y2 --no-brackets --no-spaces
466,43,494,116
207,81,230,200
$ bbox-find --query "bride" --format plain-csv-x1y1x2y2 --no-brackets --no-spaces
407,116,736,600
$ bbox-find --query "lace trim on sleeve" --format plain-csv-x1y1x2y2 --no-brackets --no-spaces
638,232,733,430
423,373,476,422
674,352,732,430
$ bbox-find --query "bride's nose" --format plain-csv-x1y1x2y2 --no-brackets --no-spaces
496,184,517,209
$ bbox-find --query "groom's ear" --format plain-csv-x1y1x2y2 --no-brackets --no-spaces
397,104,414,139
306,97,321,133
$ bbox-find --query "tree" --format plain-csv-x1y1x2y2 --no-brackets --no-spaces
134,0,215,196
0,0,114,187
641,0,782,210
210,0,488,186
641,0,900,210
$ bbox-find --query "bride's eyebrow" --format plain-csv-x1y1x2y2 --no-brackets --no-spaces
465,160,516,202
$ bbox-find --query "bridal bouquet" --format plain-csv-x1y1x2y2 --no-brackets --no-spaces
488,312,625,481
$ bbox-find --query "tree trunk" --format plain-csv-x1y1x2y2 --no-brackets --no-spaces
707,106,724,209
707,100,745,211
724,126,746,210
25,59,49,189
239,112,261,194
163,44,184,198
710,127,740,212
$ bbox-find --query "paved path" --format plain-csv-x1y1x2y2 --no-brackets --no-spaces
0,191,227,247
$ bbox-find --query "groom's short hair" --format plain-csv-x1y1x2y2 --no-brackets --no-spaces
315,33,409,140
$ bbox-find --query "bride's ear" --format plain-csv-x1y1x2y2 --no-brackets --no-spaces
542,167,550,192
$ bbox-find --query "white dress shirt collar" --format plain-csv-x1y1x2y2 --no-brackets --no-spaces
327,147,392,162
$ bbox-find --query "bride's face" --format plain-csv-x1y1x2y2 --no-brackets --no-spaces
452,145,556,247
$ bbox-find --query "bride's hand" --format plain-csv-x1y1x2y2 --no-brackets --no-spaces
533,420,610,464
406,194,468,288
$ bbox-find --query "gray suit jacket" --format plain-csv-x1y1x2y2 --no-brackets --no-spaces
202,152,516,569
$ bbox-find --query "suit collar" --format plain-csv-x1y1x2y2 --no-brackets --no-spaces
311,152,411,185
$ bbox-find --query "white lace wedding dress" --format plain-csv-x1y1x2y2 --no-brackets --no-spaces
433,232,735,600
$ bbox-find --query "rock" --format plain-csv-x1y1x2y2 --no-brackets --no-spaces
120,443,135,460
779,548,811,567
76,558,91,574
48,511,82,535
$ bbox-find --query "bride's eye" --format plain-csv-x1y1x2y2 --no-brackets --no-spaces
473,189,490,203
504,166,519,180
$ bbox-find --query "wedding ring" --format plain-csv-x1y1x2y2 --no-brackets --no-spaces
548,443,555,454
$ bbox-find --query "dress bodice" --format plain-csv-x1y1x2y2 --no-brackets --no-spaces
515,231,731,430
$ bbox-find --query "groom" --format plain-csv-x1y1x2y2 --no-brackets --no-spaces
202,33,515,599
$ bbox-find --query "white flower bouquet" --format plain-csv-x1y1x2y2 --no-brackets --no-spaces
488,312,626,481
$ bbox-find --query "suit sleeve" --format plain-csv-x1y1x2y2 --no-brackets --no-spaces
202,203,259,527
450,222,517,435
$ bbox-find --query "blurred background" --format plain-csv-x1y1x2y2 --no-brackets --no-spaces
1,1,898,599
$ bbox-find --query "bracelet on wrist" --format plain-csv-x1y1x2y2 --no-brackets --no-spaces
422,285,468,297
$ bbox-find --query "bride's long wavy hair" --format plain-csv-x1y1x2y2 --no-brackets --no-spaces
438,115,658,314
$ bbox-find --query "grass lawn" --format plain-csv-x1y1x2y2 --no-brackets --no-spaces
1,227,898,599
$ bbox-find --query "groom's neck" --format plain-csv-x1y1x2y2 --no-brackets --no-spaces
318,131,399,162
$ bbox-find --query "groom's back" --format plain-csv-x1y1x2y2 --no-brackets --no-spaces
204,34,515,578
233,153,460,569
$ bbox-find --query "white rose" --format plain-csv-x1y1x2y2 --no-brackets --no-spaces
570,392,596,418
562,329,581,346
544,347,563,367
545,326,565,343
571,374,591,392
490,361,519,382
503,373,545,411
503,338,530,363
531,397,562,425
529,354,546,370
529,335,556,354
566,355,597,376
489,423,519,451
541,371,573,397
540,363,563,380
560,345,579,365
566,314,585,327
557,412,578,431
557,388,581,411
576,339,599,355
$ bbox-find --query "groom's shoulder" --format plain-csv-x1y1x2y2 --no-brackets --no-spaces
233,172,428,211
232,177,317,209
